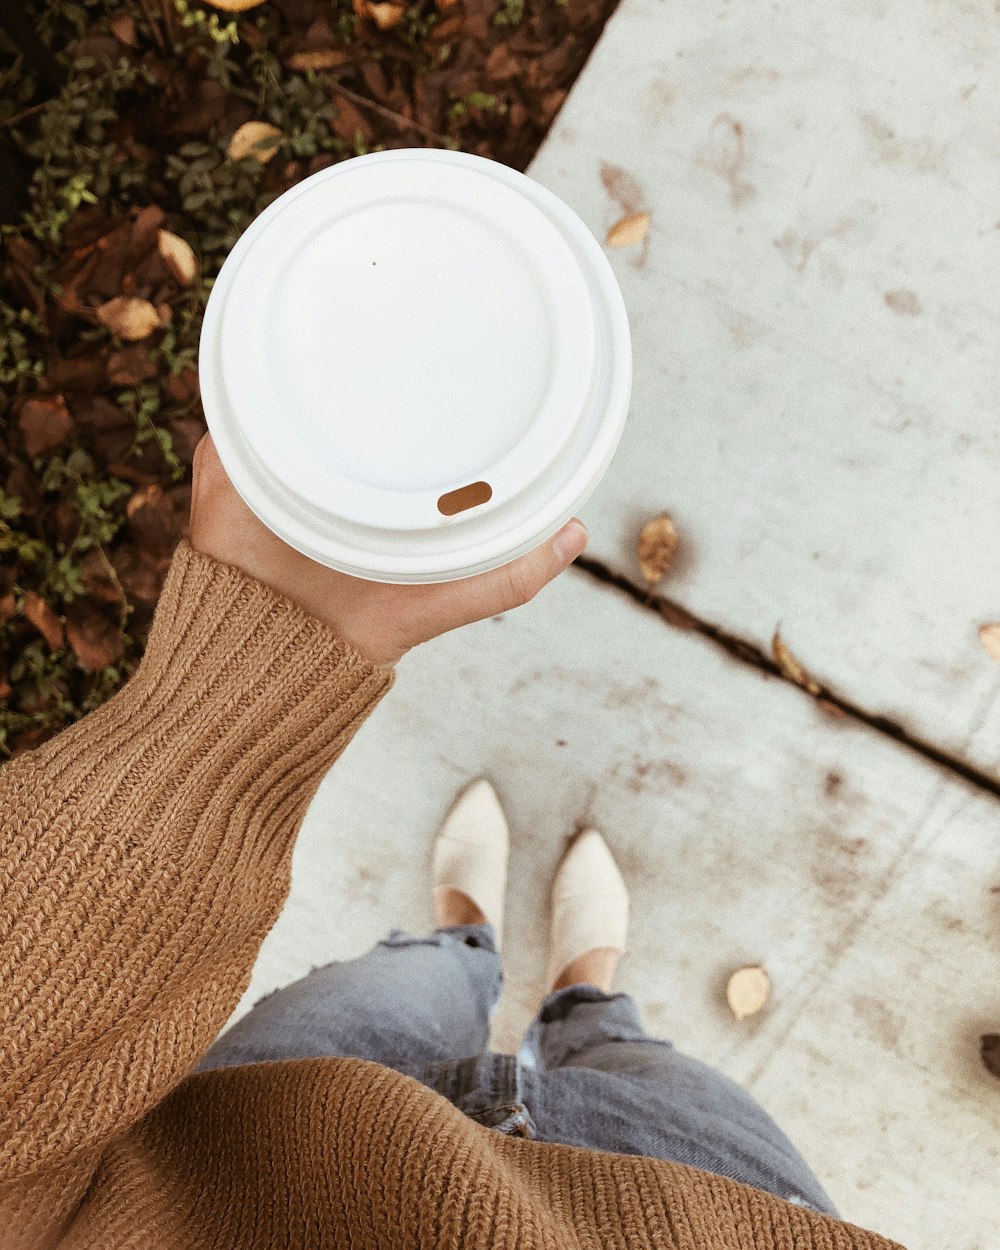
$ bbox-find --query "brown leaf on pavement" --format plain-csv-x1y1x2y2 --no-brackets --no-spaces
66,601,125,670
978,623,1000,663
726,966,771,1020
772,629,822,696
96,296,162,341
606,211,651,248
655,599,699,632
981,1034,1000,1080
19,395,73,456
23,593,65,651
637,512,679,584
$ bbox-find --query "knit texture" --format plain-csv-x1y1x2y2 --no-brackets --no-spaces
0,539,906,1250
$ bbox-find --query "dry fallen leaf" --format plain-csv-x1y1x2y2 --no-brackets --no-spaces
23,593,65,652
637,513,679,585
203,0,267,10
772,629,822,696
96,296,162,342
66,602,125,671
109,13,138,46
285,48,351,71
19,395,73,457
158,229,197,285
78,548,126,607
126,483,165,521
227,121,282,164
107,344,158,387
126,483,175,553
726,966,771,1020
982,1034,1000,1080
605,211,651,248
367,1,406,28
978,623,1000,663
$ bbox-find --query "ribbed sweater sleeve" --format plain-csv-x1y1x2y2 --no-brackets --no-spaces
0,539,395,1238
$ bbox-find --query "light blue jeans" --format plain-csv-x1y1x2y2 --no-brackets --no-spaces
198,923,837,1216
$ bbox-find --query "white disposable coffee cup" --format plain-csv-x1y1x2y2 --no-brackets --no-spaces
199,148,631,584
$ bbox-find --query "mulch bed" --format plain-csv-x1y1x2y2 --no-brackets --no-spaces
0,0,618,755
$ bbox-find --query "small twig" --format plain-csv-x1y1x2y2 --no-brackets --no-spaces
0,100,48,130
95,542,132,633
139,0,166,52
326,78,452,146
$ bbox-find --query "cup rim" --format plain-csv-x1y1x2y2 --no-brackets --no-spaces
199,147,632,583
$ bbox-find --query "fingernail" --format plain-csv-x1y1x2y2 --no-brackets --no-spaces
554,520,588,566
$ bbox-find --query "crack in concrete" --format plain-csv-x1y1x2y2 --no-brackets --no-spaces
573,553,1000,800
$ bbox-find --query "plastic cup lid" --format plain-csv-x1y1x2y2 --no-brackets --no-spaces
199,148,632,583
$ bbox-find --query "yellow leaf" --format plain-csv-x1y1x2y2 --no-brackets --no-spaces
979,623,1000,663
285,48,351,71
726,966,770,1020
367,1,405,28
636,512,679,585
772,629,822,696
96,297,161,342
203,0,266,11
227,121,283,164
605,211,651,248
157,229,197,286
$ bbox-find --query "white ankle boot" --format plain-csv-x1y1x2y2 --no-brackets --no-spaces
432,778,510,949
547,829,629,991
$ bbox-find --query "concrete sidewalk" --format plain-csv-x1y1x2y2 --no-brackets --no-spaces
241,3,1000,1246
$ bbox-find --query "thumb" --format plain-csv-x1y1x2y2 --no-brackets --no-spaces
426,519,589,637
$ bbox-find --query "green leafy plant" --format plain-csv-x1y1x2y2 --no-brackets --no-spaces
449,91,508,119
173,0,239,46
493,0,526,27
0,0,599,752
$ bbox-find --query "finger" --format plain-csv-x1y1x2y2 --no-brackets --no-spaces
420,520,588,638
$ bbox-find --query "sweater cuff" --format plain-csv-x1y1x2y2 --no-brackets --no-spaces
40,538,396,796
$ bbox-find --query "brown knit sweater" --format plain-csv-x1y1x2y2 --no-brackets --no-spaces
0,539,904,1250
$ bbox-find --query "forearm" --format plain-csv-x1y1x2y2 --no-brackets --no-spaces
0,539,394,1194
